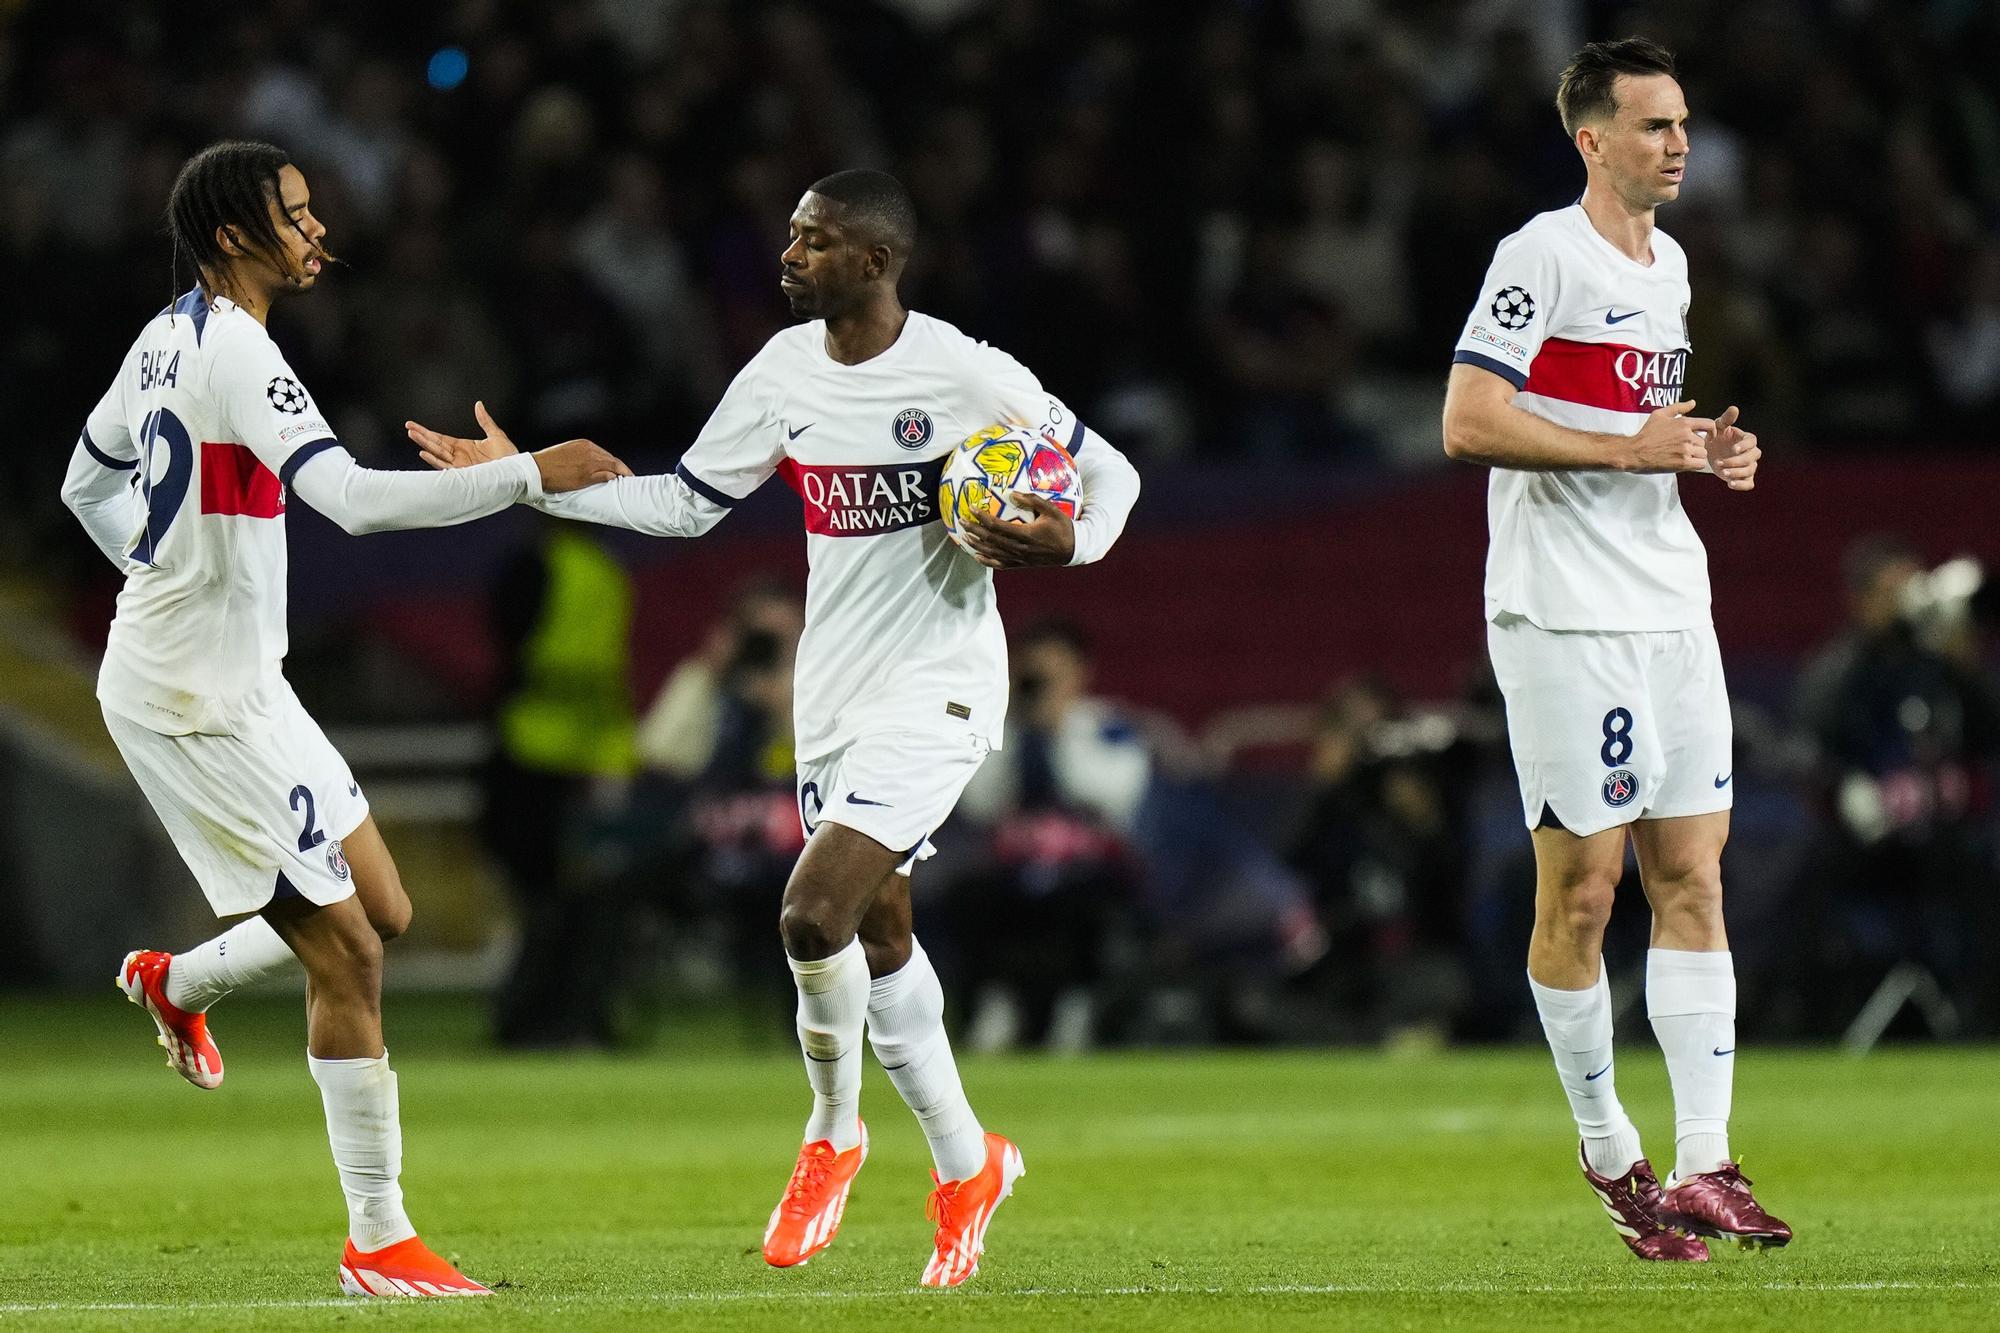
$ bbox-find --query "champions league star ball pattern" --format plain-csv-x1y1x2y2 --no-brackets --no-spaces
937,424,1082,551
266,376,309,414
1489,285,1536,331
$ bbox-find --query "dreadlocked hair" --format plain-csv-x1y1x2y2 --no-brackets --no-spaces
166,140,315,309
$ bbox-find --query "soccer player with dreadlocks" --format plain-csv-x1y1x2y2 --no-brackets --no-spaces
61,141,629,1298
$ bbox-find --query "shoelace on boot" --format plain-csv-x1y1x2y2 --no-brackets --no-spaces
779,1146,836,1215
925,1178,962,1242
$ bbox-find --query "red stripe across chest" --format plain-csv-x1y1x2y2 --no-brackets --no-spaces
199,442,285,518
1523,337,1689,413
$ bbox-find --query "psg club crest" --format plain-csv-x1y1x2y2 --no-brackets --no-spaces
267,376,308,414
892,407,934,450
1489,286,1536,331
1601,770,1638,808
326,840,351,881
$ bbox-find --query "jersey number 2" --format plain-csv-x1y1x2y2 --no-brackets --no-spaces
290,784,326,853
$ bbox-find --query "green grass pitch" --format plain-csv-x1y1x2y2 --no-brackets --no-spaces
1,994,1995,1331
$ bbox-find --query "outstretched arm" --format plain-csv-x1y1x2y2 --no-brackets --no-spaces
290,434,630,536
407,402,736,539
530,471,737,538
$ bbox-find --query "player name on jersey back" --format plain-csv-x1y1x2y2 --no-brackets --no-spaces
1453,205,1712,633
85,291,339,734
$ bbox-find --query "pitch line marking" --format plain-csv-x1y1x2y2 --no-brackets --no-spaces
4,1279,1998,1313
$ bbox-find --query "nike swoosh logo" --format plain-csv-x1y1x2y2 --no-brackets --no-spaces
845,793,891,807
1714,773,1732,788
1585,1061,1612,1081
1604,309,1645,324
787,422,815,440
1713,1046,1735,1056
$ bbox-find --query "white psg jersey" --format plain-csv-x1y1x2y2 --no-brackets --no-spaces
82,292,345,735
539,312,1120,763
1453,205,1711,631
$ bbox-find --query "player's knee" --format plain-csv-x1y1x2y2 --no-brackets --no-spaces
1550,873,1620,940
1652,860,1724,926
1659,857,1723,901
779,899,853,962
305,919,385,991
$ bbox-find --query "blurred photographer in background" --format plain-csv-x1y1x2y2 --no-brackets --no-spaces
1793,536,2000,1036
951,619,1147,1050
1285,679,1476,1043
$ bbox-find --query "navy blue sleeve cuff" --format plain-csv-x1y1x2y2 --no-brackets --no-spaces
279,437,343,488
1451,350,1528,390
81,428,135,471
675,462,740,508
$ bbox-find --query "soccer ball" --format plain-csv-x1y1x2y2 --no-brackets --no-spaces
937,424,1083,550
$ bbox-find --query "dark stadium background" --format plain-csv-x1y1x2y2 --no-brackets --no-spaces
1,0,1996,1053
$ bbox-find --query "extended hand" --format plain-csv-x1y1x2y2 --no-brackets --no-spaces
532,438,634,492
959,493,1075,569
1623,400,1715,474
405,401,631,491
405,400,519,469
1704,404,1760,492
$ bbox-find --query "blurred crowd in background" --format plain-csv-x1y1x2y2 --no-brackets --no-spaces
482,527,2000,1050
2,0,1997,1045
6,0,2000,570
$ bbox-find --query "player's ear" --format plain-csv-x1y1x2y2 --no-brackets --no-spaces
215,224,244,259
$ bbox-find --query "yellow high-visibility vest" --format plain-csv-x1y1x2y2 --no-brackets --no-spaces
499,531,637,776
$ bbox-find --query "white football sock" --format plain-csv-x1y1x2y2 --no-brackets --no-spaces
309,1050,417,1253
1530,964,1643,1178
1646,947,1735,1180
165,916,299,1013
865,939,987,1182
790,939,868,1153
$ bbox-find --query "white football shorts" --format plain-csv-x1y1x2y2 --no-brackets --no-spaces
1487,613,1733,837
104,683,368,917
797,729,991,875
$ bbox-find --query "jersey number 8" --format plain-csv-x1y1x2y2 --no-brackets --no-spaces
1600,708,1634,767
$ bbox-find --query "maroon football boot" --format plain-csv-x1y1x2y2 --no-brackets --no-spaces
1577,1144,1711,1261
1656,1162,1793,1250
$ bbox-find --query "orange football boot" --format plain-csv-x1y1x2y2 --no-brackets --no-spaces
763,1120,868,1267
338,1236,491,1297
117,950,223,1090
920,1132,1025,1287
